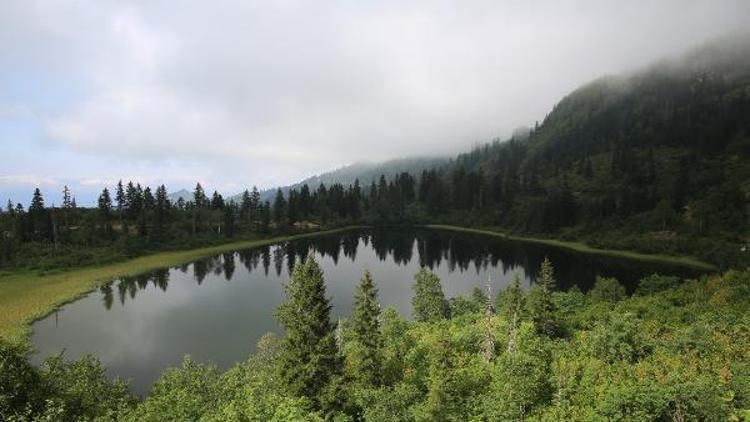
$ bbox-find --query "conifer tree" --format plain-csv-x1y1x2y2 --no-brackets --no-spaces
153,185,169,240
211,191,224,210
29,188,44,212
222,203,236,237
240,189,251,221
97,188,113,237
143,187,155,211
273,189,286,225
276,256,342,409
412,267,450,322
500,273,526,321
528,257,559,337
250,186,261,227
115,180,125,222
351,270,382,385
193,183,206,208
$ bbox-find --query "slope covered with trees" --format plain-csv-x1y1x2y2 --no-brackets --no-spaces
3,39,748,271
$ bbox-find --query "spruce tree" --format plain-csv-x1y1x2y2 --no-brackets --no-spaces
500,273,526,321
412,267,450,322
273,188,286,225
250,186,261,228
154,185,169,240
97,188,113,237
528,257,559,337
29,188,44,212
240,189,251,221
115,180,125,222
193,183,206,208
351,270,382,385
276,256,342,409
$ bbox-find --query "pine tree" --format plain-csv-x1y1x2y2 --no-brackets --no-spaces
115,180,125,222
28,188,48,240
222,203,236,237
97,188,113,237
351,270,382,385
143,187,155,211
153,185,169,240
250,186,261,228
29,188,45,212
500,273,526,321
273,189,286,225
240,189,251,222
412,267,450,322
276,256,342,410
210,191,224,210
528,257,559,337
193,183,206,208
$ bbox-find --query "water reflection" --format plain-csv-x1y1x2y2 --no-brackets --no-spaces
100,229,701,309
32,228,702,395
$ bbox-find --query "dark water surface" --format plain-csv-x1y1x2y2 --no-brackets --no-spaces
30,228,701,395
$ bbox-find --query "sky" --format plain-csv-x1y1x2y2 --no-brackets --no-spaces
1,0,749,207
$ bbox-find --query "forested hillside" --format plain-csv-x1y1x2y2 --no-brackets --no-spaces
2,39,748,271
426,39,750,266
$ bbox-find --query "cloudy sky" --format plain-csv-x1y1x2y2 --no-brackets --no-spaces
1,0,748,206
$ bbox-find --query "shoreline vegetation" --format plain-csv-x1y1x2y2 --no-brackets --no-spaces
0,226,366,345
425,225,718,272
1,224,716,345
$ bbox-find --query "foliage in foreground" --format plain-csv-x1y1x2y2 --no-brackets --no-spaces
2,264,750,421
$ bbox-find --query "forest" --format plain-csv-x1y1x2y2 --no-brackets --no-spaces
2,40,748,271
2,258,749,420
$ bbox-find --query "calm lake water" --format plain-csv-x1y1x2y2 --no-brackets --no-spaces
30,228,701,395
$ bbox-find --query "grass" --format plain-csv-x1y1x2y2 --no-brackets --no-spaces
0,227,365,345
424,224,718,272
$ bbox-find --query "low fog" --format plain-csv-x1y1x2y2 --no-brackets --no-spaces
1,0,749,205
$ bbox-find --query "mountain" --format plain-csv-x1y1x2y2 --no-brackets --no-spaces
167,189,192,204
260,36,749,267
237,156,449,203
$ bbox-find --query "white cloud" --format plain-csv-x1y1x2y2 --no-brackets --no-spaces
0,174,59,187
2,0,750,193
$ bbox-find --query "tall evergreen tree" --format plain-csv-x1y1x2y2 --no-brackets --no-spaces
115,180,125,222
351,270,382,385
412,268,450,322
153,185,169,240
29,188,45,212
273,189,287,225
193,183,207,208
528,257,559,337
276,256,342,410
97,188,113,237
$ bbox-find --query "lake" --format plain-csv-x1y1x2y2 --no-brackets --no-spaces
30,228,701,395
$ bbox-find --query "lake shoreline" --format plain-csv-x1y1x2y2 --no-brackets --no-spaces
2,223,716,346
0,226,367,345
424,224,717,272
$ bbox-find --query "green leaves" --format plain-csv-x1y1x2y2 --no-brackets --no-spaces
411,268,450,323
276,256,343,412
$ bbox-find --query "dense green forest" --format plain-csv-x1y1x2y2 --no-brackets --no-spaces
2,40,748,271
3,259,749,420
